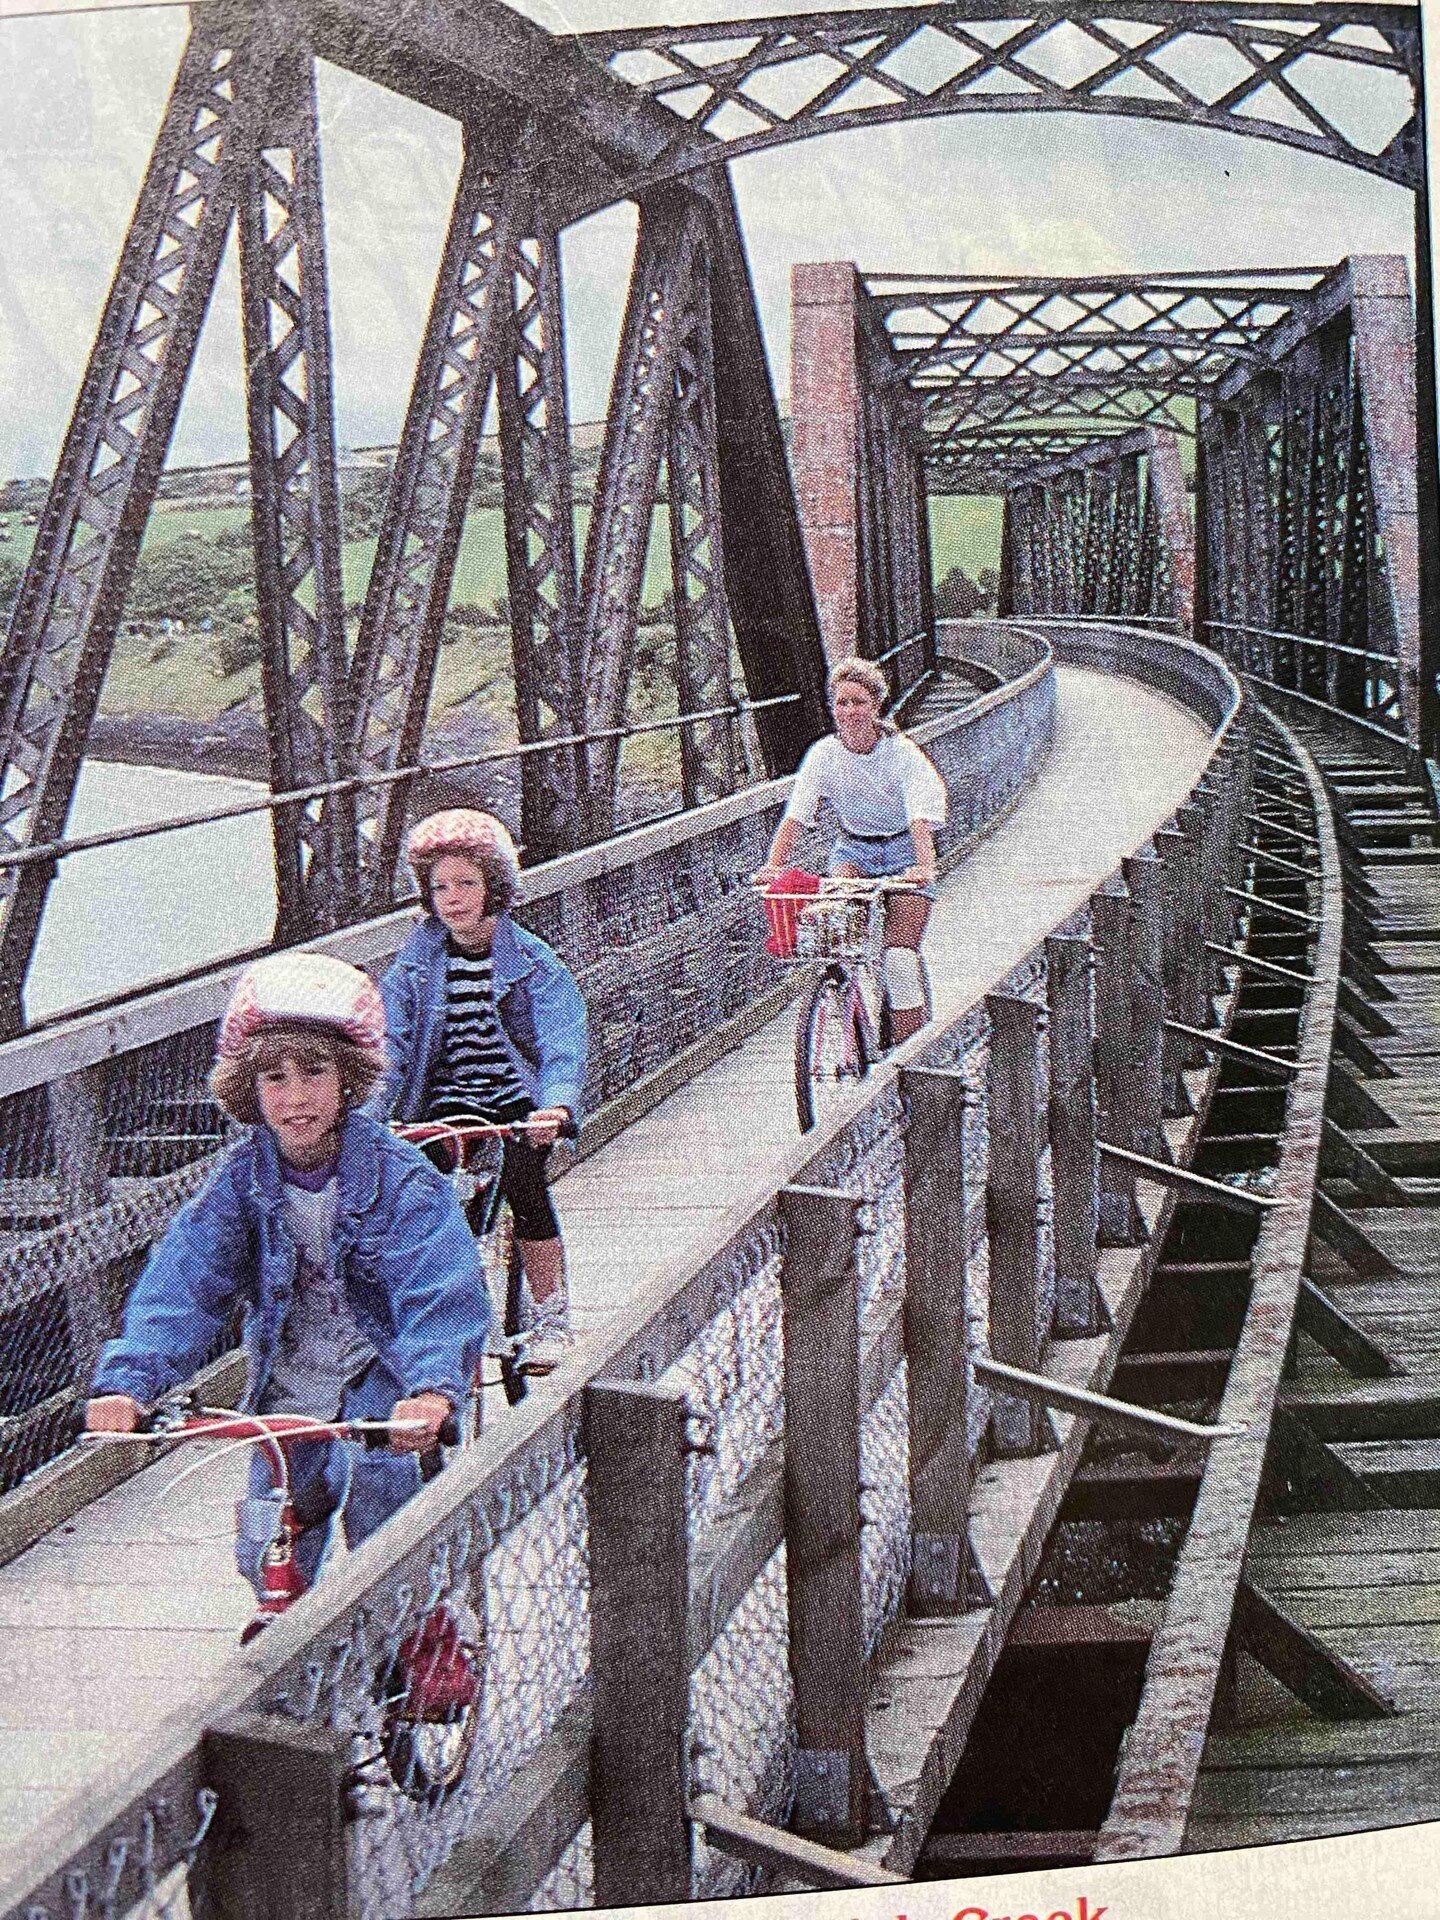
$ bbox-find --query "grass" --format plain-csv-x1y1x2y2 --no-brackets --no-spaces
929,494,1003,581
7,485,1009,729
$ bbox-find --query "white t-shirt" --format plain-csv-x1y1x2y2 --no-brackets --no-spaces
784,732,948,839
262,1177,375,1419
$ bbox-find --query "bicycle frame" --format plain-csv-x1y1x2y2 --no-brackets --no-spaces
392,1112,577,1402
758,877,930,1131
85,1403,483,1801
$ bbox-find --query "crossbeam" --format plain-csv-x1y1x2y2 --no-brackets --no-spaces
1097,1142,1288,1213
972,1358,1245,1445
690,1795,903,1890
1163,1020,1298,1080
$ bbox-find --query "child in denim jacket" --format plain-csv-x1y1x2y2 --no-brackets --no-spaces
86,953,491,1618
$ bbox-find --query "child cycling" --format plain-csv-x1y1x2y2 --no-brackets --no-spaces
85,953,492,1621
756,655,945,1045
373,809,588,1374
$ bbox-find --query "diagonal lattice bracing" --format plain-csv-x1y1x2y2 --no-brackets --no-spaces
866,270,1329,480
349,141,531,905
667,261,741,808
1199,258,1417,735
581,194,708,825
998,429,1184,627
498,213,587,861
0,18,281,1037
584,3,1421,188
238,50,355,940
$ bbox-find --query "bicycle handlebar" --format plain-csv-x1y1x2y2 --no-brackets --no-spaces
395,1113,579,1147
753,874,925,897
86,1406,462,1449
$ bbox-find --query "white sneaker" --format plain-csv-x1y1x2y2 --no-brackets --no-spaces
519,1291,574,1375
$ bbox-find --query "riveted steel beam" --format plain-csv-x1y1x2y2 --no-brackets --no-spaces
583,4,1422,191
238,47,354,940
349,138,530,905
581,193,706,827
0,15,280,1037
666,261,740,809
498,210,587,861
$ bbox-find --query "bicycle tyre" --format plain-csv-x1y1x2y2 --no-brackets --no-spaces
795,967,874,1133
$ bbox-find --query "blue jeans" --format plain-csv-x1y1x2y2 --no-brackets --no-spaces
234,1361,423,1598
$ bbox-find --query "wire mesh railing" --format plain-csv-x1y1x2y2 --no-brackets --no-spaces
2,620,1250,1920
0,631,1054,1500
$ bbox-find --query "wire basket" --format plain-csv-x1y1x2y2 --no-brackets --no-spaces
795,896,875,963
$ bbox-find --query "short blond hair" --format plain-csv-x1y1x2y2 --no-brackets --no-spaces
827,656,897,732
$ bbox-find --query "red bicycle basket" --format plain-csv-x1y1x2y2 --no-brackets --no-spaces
763,869,821,959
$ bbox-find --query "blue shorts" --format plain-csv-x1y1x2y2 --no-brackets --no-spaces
828,830,935,900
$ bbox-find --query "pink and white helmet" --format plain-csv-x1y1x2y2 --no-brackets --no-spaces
218,953,386,1059
406,808,520,875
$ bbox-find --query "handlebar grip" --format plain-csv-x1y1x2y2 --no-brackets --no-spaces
362,1413,462,1449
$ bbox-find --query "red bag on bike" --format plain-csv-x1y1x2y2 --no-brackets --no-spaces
762,868,821,959
395,1603,483,1720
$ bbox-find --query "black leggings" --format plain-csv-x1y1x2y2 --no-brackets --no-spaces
427,1099,560,1243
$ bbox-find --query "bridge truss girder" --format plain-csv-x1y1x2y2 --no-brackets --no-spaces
997,427,1195,633
584,3,1423,191
0,18,280,1038
0,1,833,1030
240,50,356,941
1197,255,1420,738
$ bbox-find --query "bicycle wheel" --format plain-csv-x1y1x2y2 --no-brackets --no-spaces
795,967,874,1132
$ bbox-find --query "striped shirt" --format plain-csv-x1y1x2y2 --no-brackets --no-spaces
426,942,528,1116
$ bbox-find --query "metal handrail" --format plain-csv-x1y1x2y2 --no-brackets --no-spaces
0,693,801,873
1205,617,1400,669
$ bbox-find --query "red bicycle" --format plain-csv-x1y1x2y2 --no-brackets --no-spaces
85,1401,483,1802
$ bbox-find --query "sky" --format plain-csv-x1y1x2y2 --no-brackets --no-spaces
0,0,1425,477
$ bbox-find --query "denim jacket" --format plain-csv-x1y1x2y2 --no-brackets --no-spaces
91,1110,492,1411
374,913,589,1126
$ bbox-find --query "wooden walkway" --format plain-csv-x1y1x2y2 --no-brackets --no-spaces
1190,714,1440,1851
0,663,1215,1874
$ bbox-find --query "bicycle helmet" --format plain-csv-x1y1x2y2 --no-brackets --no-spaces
406,809,522,914
407,808,519,872
218,952,387,1059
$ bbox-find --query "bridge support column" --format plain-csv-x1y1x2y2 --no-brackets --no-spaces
986,993,1055,1456
790,262,934,691
200,1710,356,1920
1092,884,1146,1246
1045,936,1102,1338
780,1182,874,1842
901,1066,990,1610
791,263,861,662
586,1381,693,1904
1122,849,1169,1161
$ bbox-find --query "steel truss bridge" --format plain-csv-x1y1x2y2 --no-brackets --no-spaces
1,1,1440,1916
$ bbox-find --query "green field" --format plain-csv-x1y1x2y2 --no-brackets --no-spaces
2,486,1007,728
929,494,1003,582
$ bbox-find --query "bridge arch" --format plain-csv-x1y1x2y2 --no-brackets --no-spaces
583,3,1423,192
